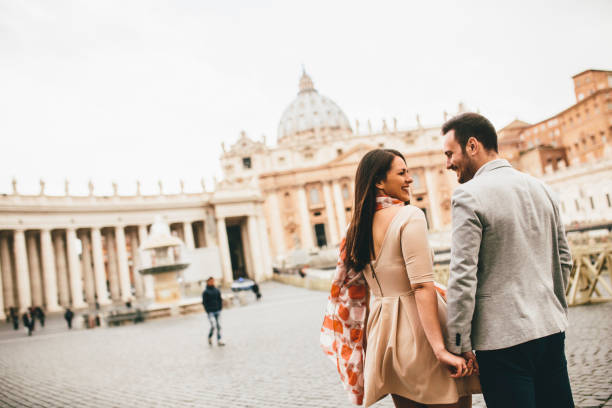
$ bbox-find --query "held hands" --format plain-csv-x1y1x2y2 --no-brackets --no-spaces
434,349,476,378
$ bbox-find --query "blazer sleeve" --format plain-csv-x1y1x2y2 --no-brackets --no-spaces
553,195,572,313
400,209,434,284
446,187,482,354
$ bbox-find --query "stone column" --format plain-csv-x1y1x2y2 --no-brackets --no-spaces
79,231,95,305
0,255,5,319
216,217,233,285
137,225,154,300
104,230,120,302
114,226,132,301
183,221,195,249
332,181,348,233
247,216,264,281
257,214,274,279
40,229,60,312
91,227,111,305
13,229,32,312
0,234,15,309
240,222,254,280
129,230,144,299
322,182,340,245
266,192,286,256
26,233,44,307
66,228,86,308
296,186,314,249
204,213,217,247
53,231,70,307
424,167,442,230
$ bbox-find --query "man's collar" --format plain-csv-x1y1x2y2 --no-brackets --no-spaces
474,158,511,178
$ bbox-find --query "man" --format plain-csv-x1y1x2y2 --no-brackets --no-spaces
442,112,574,407
202,277,224,346
64,308,74,329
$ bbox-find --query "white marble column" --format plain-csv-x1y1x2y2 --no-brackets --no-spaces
53,232,70,307
247,216,264,281
257,214,274,279
266,192,286,256
26,233,44,307
114,226,131,302
66,228,86,308
104,230,120,302
424,168,442,230
322,182,340,245
240,222,254,280
13,229,32,312
91,227,111,305
0,256,5,319
183,221,195,249
129,230,144,299
40,229,60,312
296,186,314,249
0,234,15,309
204,213,217,248
79,231,95,305
332,181,348,234
137,225,155,300
216,217,233,285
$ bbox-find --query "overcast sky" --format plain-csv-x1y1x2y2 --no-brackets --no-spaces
1,0,611,196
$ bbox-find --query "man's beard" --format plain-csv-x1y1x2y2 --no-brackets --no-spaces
458,159,478,184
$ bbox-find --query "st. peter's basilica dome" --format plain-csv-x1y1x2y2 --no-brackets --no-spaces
277,70,352,145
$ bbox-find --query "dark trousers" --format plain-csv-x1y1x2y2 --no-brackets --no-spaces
476,332,574,408
207,311,221,340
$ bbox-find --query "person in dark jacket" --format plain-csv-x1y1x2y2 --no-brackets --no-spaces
34,306,45,327
202,277,224,346
10,307,19,330
22,313,33,336
64,308,74,329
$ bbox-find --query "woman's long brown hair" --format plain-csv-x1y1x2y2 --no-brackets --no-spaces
344,149,406,272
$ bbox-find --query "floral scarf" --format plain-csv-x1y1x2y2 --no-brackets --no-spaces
320,194,404,405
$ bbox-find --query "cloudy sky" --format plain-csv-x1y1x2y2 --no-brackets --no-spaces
1,0,611,195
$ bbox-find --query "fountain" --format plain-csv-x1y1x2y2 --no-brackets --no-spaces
139,216,190,306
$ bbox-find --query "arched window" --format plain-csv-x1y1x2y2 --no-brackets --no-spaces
342,185,350,200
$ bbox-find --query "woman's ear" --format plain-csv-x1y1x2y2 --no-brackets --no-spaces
375,179,385,190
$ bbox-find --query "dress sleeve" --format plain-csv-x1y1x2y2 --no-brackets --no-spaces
400,209,434,284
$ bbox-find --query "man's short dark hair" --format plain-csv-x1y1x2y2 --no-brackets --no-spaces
442,112,498,153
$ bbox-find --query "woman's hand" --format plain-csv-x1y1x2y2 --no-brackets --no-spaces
435,349,471,378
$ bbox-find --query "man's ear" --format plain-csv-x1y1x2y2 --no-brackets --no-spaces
466,137,479,156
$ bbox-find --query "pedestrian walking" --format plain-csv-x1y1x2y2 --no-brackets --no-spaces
34,306,45,327
202,277,224,346
22,313,33,336
64,308,74,329
251,282,262,300
10,307,19,330
442,112,574,408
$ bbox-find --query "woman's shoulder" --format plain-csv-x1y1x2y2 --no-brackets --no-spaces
398,204,424,220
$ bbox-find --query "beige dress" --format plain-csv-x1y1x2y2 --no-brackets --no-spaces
363,205,481,407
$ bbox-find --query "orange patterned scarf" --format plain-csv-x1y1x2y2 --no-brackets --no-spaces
320,194,404,405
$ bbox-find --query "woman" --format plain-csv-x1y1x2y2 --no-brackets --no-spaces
321,149,480,407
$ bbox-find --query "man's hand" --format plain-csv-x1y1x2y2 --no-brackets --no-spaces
462,351,479,376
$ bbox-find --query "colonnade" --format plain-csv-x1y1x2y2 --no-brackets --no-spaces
266,179,352,255
0,219,215,317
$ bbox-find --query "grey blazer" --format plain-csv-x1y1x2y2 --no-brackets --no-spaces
445,159,572,353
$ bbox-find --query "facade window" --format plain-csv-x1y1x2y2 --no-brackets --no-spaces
309,188,320,205
589,197,595,210
242,157,252,169
342,185,350,200
278,156,286,163
336,148,343,156
304,152,313,159
412,174,421,189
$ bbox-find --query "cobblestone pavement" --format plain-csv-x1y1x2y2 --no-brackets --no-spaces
0,282,610,407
